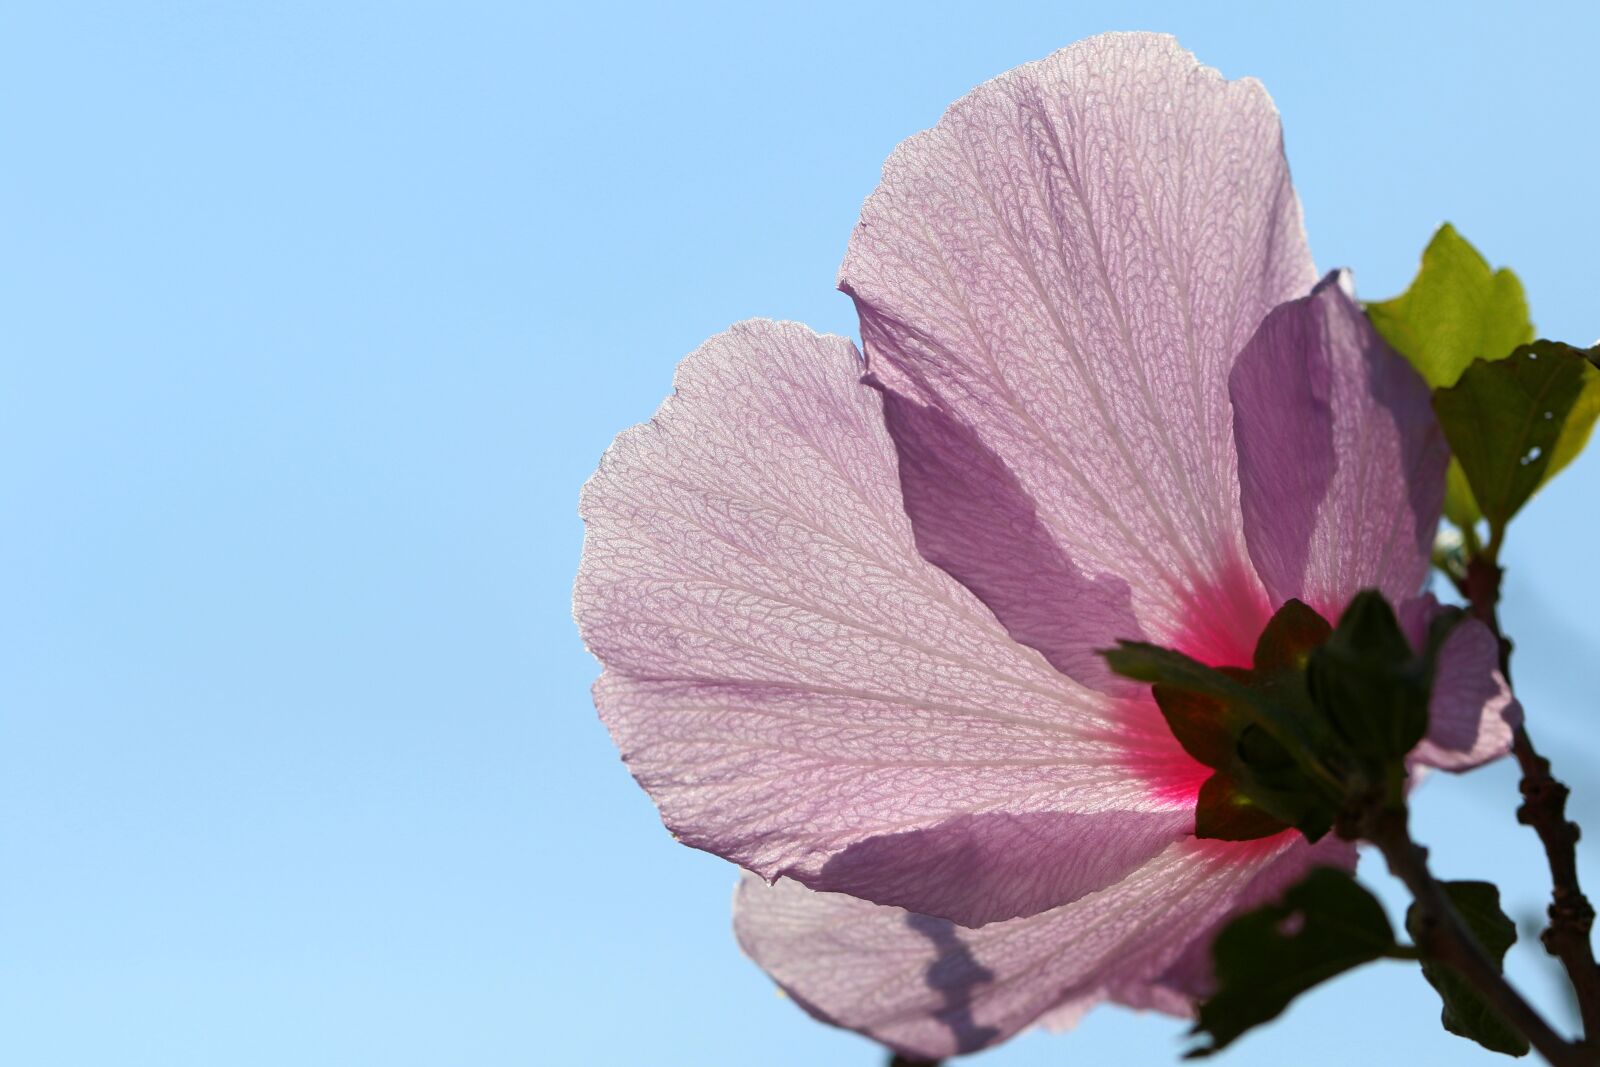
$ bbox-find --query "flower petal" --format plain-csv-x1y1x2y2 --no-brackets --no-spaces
1230,273,1448,612
733,836,1341,1060
840,32,1316,661
576,320,1183,926
1120,834,1359,1007
816,809,1191,927
1399,595,1519,771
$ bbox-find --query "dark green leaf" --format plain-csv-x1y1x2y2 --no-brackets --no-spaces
1243,601,1341,782
1194,772,1291,841
1217,758,1333,842
1307,591,1429,763
1406,881,1528,1056
1190,868,1395,1056
1433,341,1600,536
1100,641,1251,697
1235,723,1298,776
1150,684,1239,770
1148,684,1326,841
1252,599,1334,674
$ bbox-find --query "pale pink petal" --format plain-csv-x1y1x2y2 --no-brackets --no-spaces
1231,273,1448,614
1121,834,1359,1008
816,809,1191,927
1035,992,1105,1033
1398,596,1519,772
840,32,1316,665
872,382,1141,693
576,320,1187,927
1022,837,1354,1032
733,836,1334,1060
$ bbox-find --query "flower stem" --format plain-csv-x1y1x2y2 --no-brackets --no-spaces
1460,554,1600,1040
1364,802,1590,1065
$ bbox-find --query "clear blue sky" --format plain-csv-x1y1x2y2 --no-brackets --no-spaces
2,2,1597,1064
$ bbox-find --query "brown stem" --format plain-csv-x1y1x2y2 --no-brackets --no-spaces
887,1058,940,1067
1366,803,1590,1065
1464,555,1600,1040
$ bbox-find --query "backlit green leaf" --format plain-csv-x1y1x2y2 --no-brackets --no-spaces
1442,460,1481,531
1367,223,1533,390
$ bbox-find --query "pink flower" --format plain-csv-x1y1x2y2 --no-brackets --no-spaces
575,32,1515,1060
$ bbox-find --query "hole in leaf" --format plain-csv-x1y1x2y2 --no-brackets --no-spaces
1276,911,1307,937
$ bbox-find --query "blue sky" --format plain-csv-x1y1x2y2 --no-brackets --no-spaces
3,2,1598,1064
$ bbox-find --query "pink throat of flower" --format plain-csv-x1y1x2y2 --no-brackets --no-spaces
1113,554,1279,815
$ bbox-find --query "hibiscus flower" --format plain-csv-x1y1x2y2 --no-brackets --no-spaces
574,31,1514,1061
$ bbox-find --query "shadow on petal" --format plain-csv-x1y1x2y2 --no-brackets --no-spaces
905,913,1003,1054
872,377,1144,693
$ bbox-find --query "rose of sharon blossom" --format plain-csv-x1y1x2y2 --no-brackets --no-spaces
575,32,1517,1060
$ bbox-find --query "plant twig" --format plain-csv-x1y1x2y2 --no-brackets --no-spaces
1365,802,1590,1065
1461,555,1600,1040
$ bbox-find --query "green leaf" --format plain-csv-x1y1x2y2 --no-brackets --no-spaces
1367,223,1533,391
1432,341,1600,537
1307,591,1430,764
1367,224,1534,531
1547,354,1600,485
1190,868,1395,1056
1406,881,1529,1057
